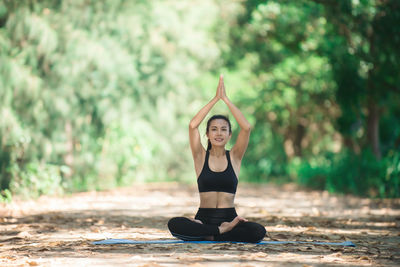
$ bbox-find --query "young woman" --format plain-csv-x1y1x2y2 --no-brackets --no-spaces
167,75,266,243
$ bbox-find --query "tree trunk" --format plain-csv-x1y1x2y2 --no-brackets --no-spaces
64,121,74,178
365,14,382,160
293,123,306,157
366,99,381,160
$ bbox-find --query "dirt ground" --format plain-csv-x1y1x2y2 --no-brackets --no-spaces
0,182,399,266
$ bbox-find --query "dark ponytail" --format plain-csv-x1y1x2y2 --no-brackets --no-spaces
207,140,212,151
206,114,232,151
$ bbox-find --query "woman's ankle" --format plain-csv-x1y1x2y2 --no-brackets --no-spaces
205,236,214,241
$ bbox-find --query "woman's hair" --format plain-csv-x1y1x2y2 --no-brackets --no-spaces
206,114,232,151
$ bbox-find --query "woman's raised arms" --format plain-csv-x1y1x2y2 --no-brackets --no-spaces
188,75,251,175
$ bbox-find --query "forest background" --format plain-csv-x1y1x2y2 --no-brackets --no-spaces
1,0,399,202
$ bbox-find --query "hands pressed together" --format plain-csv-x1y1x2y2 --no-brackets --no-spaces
215,74,228,101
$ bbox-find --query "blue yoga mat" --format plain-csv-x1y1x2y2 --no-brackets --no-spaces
92,239,356,247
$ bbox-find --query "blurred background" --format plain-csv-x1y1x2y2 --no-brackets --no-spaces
0,0,399,201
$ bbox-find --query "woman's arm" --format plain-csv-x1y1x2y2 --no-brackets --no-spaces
189,76,223,161
220,77,251,161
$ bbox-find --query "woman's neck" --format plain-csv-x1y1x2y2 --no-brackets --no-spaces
209,147,226,157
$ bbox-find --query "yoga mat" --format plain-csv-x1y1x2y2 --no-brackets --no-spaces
92,239,356,247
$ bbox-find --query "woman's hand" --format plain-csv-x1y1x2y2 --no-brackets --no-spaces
220,75,228,101
215,74,224,100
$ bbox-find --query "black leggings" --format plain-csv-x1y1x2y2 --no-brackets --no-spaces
167,208,266,243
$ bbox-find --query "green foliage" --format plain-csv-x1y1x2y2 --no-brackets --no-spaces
222,0,400,197
10,162,64,199
0,0,398,200
319,0,400,158
0,189,12,203
289,149,400,198
0,0,222,198
288,156,330,191
223,0,339,181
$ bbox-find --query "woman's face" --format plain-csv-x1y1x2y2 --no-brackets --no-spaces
207,119,231,148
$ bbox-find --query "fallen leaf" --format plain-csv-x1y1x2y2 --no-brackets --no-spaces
48,241,63,246
297,247,311,252
89,226,101,233
17,231,31,239
27,261,39,266
242,252,268,260
259,209,270,216
325,234,341,240
177,256,203,262
0,255,16,260
271,233,288,240
305,226,316,232
96,219,105,225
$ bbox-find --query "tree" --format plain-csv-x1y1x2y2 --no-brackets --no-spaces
221,0,339,178
0,0,225,197
221,0,400,196
315,0,400,159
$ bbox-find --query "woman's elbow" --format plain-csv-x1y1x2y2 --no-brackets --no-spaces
242,123,252,132
189,121,198,129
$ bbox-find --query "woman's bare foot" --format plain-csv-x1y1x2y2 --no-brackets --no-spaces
218,216,248,234
190,218,203,224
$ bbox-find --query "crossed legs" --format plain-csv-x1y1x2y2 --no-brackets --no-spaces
168,216,266,243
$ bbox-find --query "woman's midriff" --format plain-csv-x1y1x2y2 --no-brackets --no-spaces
199,192,235,208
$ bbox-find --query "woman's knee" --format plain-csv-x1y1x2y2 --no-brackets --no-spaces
247,222,266,243
167,217,187,232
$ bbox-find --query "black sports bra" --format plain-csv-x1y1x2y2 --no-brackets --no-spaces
197,150,238,194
